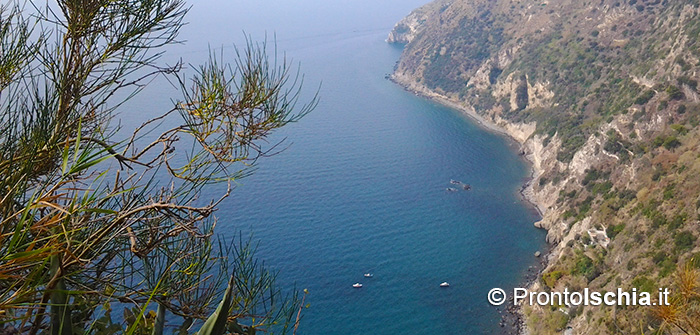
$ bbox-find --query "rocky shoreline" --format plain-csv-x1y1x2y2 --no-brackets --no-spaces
499,169,552,335
388,73,546,213
388,73,553,335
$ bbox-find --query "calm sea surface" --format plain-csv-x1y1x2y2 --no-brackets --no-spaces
123,1,548,333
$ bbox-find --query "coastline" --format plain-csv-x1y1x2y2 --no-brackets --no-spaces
388,74,544,213
388,73,551,335
389,77,516,140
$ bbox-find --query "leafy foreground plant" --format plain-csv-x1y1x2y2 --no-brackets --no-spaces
651,262,700,335
0,0,316,334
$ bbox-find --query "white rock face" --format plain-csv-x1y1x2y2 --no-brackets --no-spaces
386,7,430,44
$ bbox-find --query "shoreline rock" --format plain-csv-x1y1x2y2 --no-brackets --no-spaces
388,73,554,335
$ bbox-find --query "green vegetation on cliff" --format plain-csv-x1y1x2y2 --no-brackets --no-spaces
391,0,700,333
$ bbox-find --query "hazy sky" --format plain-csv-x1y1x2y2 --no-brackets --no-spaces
176,0,431,50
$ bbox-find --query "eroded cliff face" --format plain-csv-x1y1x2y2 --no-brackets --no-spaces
386,5,432,44
390,1,700,334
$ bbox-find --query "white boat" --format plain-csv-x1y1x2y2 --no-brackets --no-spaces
440,282,450,287
364,273,373,278
352,283,363,288
446,187,458,192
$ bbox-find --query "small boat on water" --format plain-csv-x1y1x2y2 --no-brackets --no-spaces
364,273,373,278
450,179,461,185
440,282,450,287
462,184,471,191
352,283,363,288
446,187,458,192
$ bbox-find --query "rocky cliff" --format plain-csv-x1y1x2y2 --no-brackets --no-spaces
386,5,432,44
390,1,700,334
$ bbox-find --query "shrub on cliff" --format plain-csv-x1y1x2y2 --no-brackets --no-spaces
666,85,684,100
674,231,697,252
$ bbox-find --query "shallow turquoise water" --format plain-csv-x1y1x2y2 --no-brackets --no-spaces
123,1,548,333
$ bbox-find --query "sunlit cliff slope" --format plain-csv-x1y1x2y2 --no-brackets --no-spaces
390,0,700,333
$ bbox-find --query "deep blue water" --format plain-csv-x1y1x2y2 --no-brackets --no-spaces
122,1,548,333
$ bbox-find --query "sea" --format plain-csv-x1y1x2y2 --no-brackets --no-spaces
123,0,548,333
